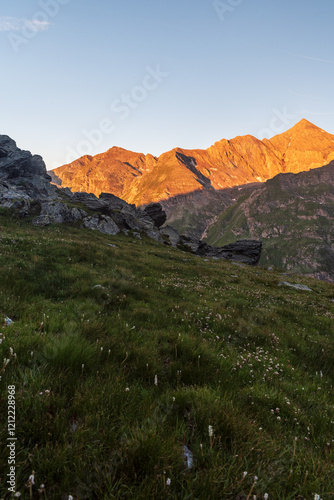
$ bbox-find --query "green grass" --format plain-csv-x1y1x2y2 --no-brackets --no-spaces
0,214,334,499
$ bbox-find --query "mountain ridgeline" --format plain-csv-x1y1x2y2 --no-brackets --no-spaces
51,119,334,203
50,119,334,281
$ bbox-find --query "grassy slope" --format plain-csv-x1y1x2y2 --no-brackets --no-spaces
163,192,229,241
205,180,334,277
0,212,334,499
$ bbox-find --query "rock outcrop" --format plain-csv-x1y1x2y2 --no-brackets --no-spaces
0,135,56,199
0,135,58,213
196,240,262,266
144,203,167,228
69,192,163,242
32,201,86,226
82,215,121,235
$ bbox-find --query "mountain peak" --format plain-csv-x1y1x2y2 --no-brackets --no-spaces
269,118,334,149
294,118,314,127
282,118,327,136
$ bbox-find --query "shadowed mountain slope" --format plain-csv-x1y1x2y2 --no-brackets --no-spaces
205,161,334,281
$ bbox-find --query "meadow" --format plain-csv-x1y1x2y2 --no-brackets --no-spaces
0,210,333,499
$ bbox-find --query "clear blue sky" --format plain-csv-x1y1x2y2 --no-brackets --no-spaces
1,0,334,169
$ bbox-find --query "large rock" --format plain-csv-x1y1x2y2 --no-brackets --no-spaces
195,239,262,266
82,215,120,235
99,192,132,210
160,225,181,246
0,135,56,199
179,235,200,253
32,201,87,226
0,181,31,212
72,192,110,213
144,203,167,228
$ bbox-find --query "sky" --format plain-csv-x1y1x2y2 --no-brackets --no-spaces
1,0,334,169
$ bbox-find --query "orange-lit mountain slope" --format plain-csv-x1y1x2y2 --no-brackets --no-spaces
51,120,334,205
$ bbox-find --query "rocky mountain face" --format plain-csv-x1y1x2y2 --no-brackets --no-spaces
205,162,334,281
0,135,262,266
51,119,334,206
50,147,157,199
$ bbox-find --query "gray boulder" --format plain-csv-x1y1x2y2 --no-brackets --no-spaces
0,180,31,210
160,225,181,247
82,215,120,235
179,235,200,253
144,228,163,243
72,192,110,212
99,192,131,210
195,240,262,266
33,201,87,226
0,135,57,199
144,203,167,228
106,205,157,234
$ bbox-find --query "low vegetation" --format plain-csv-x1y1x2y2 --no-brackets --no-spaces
0,212,333,499
205,178,334,280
